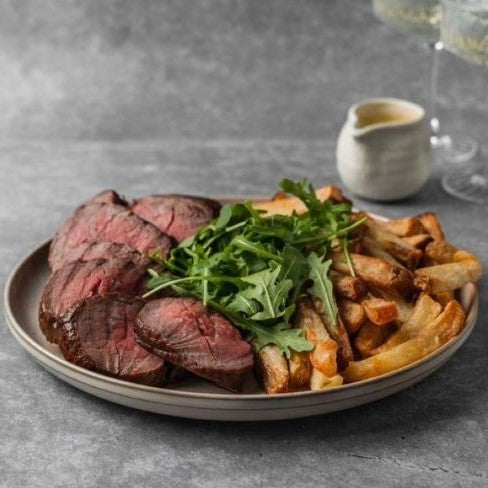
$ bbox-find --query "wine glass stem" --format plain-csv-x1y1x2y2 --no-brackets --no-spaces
428,40,443,136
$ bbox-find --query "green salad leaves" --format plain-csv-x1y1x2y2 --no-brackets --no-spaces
144,179,367,357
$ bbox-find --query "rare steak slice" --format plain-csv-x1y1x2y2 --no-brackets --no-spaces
135,297,253,391
40,256,147,344
51,241,149,272
58,295,166,386
49,201,173,270
131,195,221,243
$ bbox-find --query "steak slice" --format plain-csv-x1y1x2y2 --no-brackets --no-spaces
49,202,173,270
58,295,166,386
131,195,221,243
51,241,149,272
135,297,253,391
40,256,147,344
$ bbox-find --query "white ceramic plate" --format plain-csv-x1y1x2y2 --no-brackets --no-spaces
3,206,479,421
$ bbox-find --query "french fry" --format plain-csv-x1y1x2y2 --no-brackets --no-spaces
361,235,403,268
255,345,289,394
252,185,349,216
376,216,425,237
373,294,442,354
311,297,354,365
415,256,483,294
333,253,414,297
331,270,366,300
404,234,432,249
339,298,365,335
344,300,466,382
361,296,399,326
295,299,341,375
310,370,343,390
418,212,445,241
288,351,311,390
435,290,455,307
365,219,422,269
354,322,392,358
424,240,458,264
368,286,414,323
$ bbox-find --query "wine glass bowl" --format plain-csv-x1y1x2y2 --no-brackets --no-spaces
372,0,479,164
441,0,488,65
440,0,488,204
373,0,441,38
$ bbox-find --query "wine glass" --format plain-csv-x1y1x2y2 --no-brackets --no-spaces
373,0,479,163
440,0,488,204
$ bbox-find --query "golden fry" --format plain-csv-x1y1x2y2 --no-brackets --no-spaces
339,299,365,335
344,300,466,382
361,236,403,268
255,345,289,394
404,234,432,249
417,212,445,241
365,219,422,269
361,297,399,326
333,252,414,297
331,271,366,300
252,185,349,216
310,370,343,391
424,240,457,263
415,257,482,294
354,322,392,358
368,286,413,323
288,351,311,390
311,297,354,365
295,299,341,375
373,294,442,354
377,216,425,237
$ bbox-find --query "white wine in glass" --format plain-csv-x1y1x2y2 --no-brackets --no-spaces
373,0,479,163
441,0,488,204
373,0,441,37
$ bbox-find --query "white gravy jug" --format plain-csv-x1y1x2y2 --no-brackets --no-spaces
336,98,431,201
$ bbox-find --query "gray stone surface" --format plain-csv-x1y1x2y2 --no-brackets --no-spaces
0,1,487,487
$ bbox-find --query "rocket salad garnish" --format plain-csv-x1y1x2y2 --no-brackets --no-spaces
144,179,367,357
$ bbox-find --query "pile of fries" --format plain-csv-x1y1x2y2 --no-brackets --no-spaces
252,186,482,393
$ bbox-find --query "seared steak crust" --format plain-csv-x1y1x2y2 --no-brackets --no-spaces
89,189,127,206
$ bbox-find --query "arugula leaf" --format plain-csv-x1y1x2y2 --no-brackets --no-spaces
280,178,324,218
306,252,338,326
234,266,293,321
280,245,309,303
251,321,314,358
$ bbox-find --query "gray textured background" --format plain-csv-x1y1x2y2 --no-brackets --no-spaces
1,1,487,487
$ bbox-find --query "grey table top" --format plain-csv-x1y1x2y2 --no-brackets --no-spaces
1,1,487,487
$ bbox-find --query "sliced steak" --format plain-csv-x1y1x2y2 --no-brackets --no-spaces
51,241,149,272
49,202,173,270
135,297,253,391
40,256,147,344
58,295,166,386
131,195,221,243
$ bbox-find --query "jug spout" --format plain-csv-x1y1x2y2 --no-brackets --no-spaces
349,98,425,140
